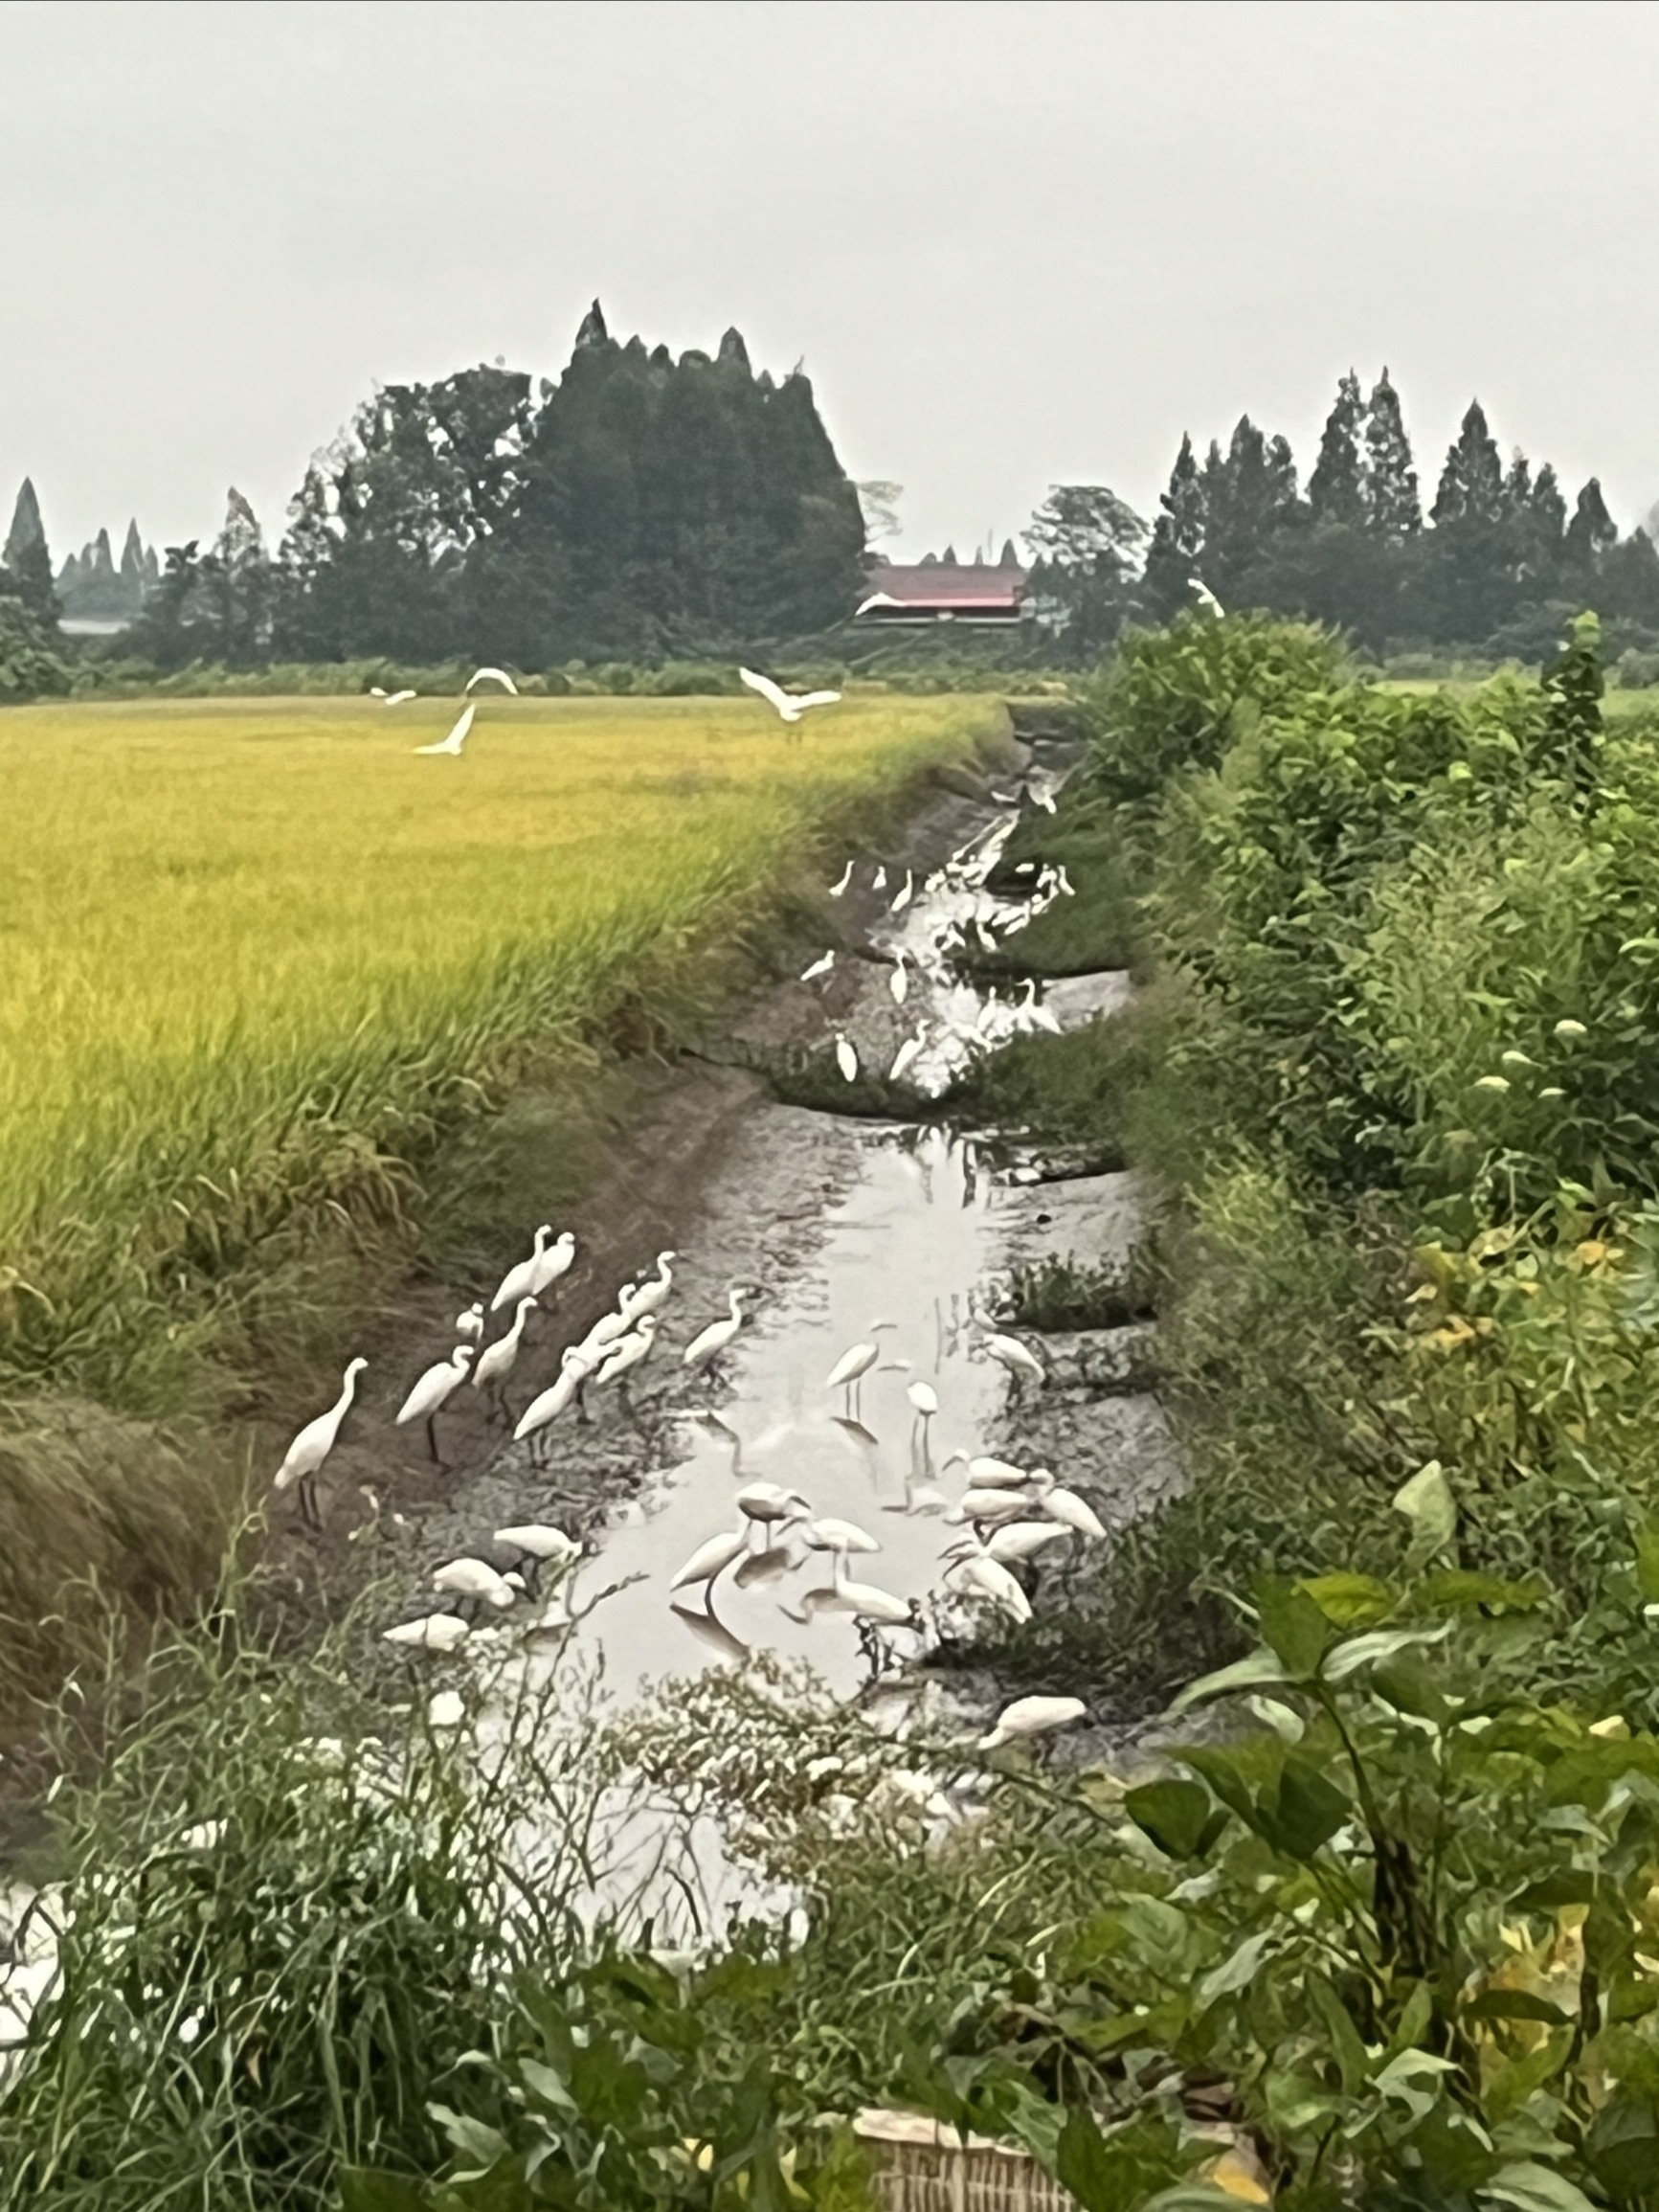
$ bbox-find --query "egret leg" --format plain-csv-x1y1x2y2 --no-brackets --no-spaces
426,1411,441,1462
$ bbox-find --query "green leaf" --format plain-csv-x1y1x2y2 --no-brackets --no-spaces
1270,1756,1349,1861
1125,1778,1218,1860
1512,1870,1597,1909
1307,1974,1371,2094
426,2107,509,2174
1323,1622,1451,1681
1298,1571,1394,1627
1586,2093,1659,2201
1464,1989,1571,2026
1054,2105,1177,2212
1196,1928,1274,2006
1257,1578,1334,1675
1393,1460,1457,1557
1421,1569,1547,1613
516,2058,577,2115
1482,2160,1600,2212
1166,1647,1289,1717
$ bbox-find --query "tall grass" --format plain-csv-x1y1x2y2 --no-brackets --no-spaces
0,691,1002,1716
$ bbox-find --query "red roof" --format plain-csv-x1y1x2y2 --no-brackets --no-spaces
861,561,1028,614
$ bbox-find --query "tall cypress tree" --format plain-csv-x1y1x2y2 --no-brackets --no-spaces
1361,372,1420,536
1140,433,1205,620
1308,372,1366,526
1563,477,1617,571
2,478,57,620
1432,401,1506,525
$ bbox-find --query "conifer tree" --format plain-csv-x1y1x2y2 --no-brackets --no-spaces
1563,478,1617,570
1141,433,1205,620
2,478,57,620
1432,401,1506,525
1308,372,1366,527
1361,372,1420,535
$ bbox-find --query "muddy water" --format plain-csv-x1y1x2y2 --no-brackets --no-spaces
556,1125,1004,1702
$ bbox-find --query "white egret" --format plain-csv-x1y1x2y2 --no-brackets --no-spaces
394,1345,474,1459
428,1690,466,1729
872,866,888,891
736,1482,811,1545
578,1304,634,1362
738,667,842,724
945,1552,1032,1625
455,1302,485,1343
834,1031,859,1083
790,1580,913,1627
890,869,915,914
473,1298,536,1414
592,1313,659,1393
947,1487,1033,1528
889,1027,928,1084
494,1523,580,1593
683,1290,747,1374
825,1340,879,1410
888,952,909,1005
983,1521,1070,1565
513,1346,596,1440
1190,576,1224,619
943,1452,1029,1488
621,1251,676,1321
1019,980,1064,1036
669,1528,748,1592
803,1518,881,1583
800,950,836,982
980,1329,1046,1389
906,1380,939,1418
827,860,854,897
432,1557,518,1611
415,704,475,756
978,1695,1087,1751
465,666,520,695
273,1358,366,1528
491,1225,556,1312
382,1612,470,1654
1028,1472,1108,1540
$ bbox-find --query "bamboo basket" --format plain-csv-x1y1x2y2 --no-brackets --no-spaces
851,2109,1078,2212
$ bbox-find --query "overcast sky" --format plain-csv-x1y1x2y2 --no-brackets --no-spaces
3,0,1655,565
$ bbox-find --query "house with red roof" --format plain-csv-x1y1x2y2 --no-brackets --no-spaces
855,544,1030,625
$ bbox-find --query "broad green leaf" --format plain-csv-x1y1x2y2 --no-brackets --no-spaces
1512,1870,1597,1909
1257,1578,1334,1675
1125,1778,1218,1860
1421,1568,1548,1613
1393,1460,1457,1555
1054,2105,1177,2212
1307,1973,1371,2093
425,2107,509,2174
516,2059,577,2114
1323,1622,1451,1681
1464,1988,1572,2026
1167,1647,1289,1717
1270,1757,1350,1861
1298,1571,1395,1627
1482,2160,1600,2212
1586,2093,1659,2200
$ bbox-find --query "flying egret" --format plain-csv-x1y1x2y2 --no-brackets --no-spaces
381,1612,470,1653
1190,577,1224,619
432,1557,518,1612
669,1528,748,1592
978,1695,1087,1751
494,1523,580,1593
394,1345,474,1460
827,860,854,897
455,1302,484,1343
739,667,842,724
834,1031,859,1083
273,1357,366,1528
472,1298,536,1412
980,1329,1046,1390
621,1251,676,1321
491,1226,558,1312
1027,1472,1108,1540
370,686,418,705
800,950,836,982
682,1289,747,1374
889,952,909,1006
415,704,475,756
465,666,520,694
513,1346,597,1440
889,1027,928,1084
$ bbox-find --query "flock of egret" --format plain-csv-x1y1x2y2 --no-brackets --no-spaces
271,790,1099,1765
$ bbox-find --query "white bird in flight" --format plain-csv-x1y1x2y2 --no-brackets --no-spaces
739,667,842,724
416,704,475,756
465,666,520,695
370,687,418,705
273,1358,366,1528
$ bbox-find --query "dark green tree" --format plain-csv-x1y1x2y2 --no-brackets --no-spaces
1020,484,1146,659
1141,434,1205,621
1307,372,1367,527
1361,372,1421,536
1563,478,1617,573
1431,401,1506,525
2,478,57,621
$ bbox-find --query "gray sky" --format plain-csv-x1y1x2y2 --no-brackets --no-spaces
3,0,1655,565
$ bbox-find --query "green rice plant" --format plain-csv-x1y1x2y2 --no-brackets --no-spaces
997,1253,1154,1334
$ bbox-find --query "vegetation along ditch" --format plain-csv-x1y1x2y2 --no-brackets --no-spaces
10,618,1659,2212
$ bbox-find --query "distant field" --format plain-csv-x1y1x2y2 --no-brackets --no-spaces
0,691,999,1411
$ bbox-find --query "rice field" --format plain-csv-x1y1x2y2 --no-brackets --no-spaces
0,689,1000,1416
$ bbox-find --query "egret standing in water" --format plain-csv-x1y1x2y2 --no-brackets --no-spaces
684,1290,747,1376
